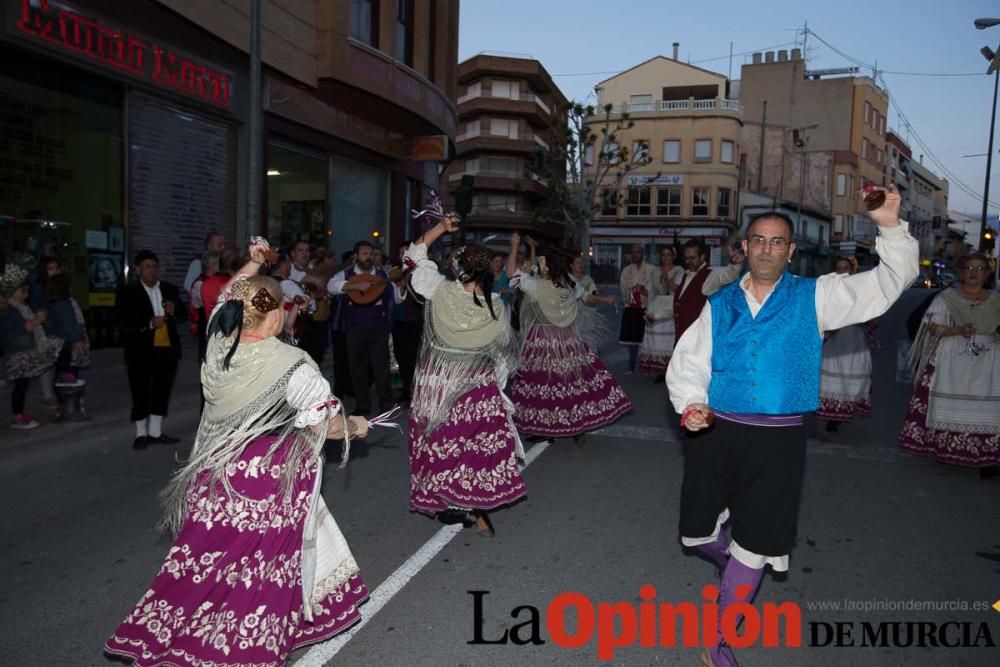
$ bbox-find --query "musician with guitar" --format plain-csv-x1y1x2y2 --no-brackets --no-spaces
326,240,395,416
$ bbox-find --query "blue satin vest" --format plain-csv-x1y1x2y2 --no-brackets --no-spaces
707,272,822,414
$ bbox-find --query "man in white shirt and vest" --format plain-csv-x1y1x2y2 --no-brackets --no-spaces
666,187,917,667
673,239,744,342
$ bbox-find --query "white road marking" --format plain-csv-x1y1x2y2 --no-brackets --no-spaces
296,440,551,666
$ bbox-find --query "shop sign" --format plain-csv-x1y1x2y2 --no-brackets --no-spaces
410,135,449,161
14,0,233,108
627,174,683,187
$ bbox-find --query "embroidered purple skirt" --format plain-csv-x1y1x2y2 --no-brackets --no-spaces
408,376,526,517
105,435,367,667
508,324,633,438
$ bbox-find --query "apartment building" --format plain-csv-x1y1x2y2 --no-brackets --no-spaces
738,48,890,265
585,50,743,274
442,53,568,244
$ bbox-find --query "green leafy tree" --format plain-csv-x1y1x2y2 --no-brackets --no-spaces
532,102,654,251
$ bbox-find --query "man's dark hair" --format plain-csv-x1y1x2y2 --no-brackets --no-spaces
204,231,223,248
341,250,354,263
134,249,159,266
353,240,374,254
748,211,795,239
291,239,310,251
683,239,707,257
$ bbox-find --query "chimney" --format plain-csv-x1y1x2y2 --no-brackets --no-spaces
672,42,679,60
752,52,762,64
764,51,775,63
791,48,802,60
777,50,788,62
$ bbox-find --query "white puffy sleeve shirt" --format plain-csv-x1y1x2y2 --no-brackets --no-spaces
404,242,445,299
666,223,919,414
286,363,342,429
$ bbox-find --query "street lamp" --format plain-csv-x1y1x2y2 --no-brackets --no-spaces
977,41,999,252
792,124,819,239
975,18,1000,30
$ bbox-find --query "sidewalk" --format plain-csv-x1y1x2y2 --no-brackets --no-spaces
0,343,203,455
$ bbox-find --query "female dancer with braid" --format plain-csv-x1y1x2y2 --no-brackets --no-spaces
403,215,524,537
506,232,632,440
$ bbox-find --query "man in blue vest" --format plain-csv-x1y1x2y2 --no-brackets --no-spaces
327,240,395,416
666,186,917,667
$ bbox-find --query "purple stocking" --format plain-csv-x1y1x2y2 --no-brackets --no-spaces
708,557,765,667
694,530,730,571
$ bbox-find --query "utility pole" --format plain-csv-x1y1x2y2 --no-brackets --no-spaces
247,0,262,237
980,67,998,251
757,101,767,193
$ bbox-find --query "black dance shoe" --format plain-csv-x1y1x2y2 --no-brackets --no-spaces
151,434,180,445
437,509,476,527
473,511,495,538
132,436,149,450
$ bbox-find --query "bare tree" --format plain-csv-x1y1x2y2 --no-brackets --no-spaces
532,101,654,252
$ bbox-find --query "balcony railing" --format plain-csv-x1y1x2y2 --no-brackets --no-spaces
454,128,549,149
608,98,743,114
456,90,551,115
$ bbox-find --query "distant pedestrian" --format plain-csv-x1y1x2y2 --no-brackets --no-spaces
29,255,61,408
1,264,63,430
618,245,657,374
200,248,242,322
389,265,422,402
817,258,875,432
900,253,1000,478
44,273,90,386
183,231,225,295
327,241,394,416
118,250,184,450
289,239,311,282
189,250,219,364
673,239,743,344
330,250,356,399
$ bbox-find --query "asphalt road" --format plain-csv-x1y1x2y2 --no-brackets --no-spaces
0,289,997,667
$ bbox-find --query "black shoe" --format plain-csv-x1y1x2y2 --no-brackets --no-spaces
132,436,149,450
151,434,180,445
825,421,839,433
437,509,475,527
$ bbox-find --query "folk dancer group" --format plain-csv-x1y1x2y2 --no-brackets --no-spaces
104,184,958,667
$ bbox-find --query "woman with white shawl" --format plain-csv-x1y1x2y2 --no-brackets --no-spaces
638,247,685,381
506,233,633,440
899,253,1000,478
106,239,370,666
404,214,525,537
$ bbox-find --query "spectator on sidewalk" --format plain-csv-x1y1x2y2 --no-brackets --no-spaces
189,250,219,364
29,255,61,409
389,266,422,402
200,248,241,322
119,250,184,450
1,264,63,430
329,250,356,399
183,231,225,295
44,273,90,386
327,240,394,416
289,240,312,283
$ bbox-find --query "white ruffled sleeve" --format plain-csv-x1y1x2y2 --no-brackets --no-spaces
404,242,445,299
286,363,342,429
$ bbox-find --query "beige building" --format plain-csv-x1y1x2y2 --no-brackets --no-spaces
585,52,743,275
739,49,889,263
442,54,568,244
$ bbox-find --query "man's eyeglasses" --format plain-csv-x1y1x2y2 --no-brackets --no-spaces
963,266,988,273
748,235,791,250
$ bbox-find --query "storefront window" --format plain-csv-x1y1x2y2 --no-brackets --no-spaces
0,48,123,345
330,155,388,257
267,141,329,253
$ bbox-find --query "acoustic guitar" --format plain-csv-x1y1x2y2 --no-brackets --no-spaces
346,272,388,305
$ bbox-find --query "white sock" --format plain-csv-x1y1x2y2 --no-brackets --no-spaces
135,419,148,438
148,414,163,438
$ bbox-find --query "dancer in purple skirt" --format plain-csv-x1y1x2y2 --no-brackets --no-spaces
403,214,524,537
506,232,633,440
106,239,370,667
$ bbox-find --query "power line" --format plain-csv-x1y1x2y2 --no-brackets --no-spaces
806,28,1000,208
